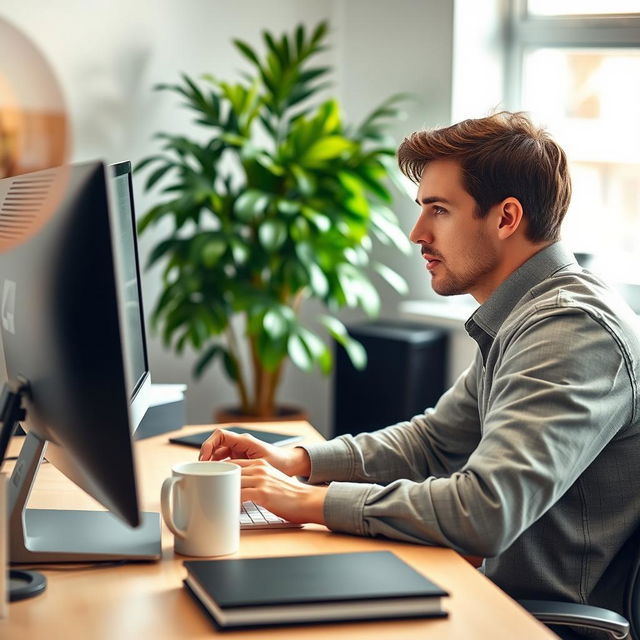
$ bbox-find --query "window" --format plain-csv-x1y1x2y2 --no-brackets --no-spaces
507,1,640,285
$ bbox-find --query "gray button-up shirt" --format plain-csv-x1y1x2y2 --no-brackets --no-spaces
303,242,640,613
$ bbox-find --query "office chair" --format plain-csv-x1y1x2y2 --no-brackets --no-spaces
518,550,639,640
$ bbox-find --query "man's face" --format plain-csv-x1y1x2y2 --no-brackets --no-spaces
410,159,501,303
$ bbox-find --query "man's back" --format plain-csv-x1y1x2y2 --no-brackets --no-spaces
475,250,640,614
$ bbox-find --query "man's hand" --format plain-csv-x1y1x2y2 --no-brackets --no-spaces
198,428,311,477
235,459,327,525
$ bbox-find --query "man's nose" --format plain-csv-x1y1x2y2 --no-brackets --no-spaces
409,212,433,245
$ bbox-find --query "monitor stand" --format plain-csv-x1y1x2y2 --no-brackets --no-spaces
8,431,162,563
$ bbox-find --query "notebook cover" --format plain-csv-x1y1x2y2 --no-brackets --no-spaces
182,577,448,630
184,551,448,610
169,425,302,448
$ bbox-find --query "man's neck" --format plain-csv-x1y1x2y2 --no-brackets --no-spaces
471,240,553,304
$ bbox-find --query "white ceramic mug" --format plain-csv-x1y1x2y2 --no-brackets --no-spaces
161,461,240,557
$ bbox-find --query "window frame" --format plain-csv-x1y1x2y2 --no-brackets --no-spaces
506,1,640,109
504,1,640,295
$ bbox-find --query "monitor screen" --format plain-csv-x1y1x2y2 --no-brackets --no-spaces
109,161,150,430
111,166,147,397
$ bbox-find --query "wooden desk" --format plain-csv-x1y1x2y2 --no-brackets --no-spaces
1,422,556,639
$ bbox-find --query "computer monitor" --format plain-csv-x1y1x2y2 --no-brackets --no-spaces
0,160,160,565
109,160,151,432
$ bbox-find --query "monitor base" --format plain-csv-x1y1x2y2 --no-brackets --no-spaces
8,569,47,601
11,509,162,563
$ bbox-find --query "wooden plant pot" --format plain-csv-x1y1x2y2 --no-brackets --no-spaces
214,405,309,424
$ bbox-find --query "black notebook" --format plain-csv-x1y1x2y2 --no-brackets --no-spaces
169,425,302,448
183,551,448,628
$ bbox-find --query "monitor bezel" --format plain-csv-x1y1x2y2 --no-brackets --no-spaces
108,160,151,433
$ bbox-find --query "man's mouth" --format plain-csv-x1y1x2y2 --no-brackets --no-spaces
426,258,441,272
421,251,442,272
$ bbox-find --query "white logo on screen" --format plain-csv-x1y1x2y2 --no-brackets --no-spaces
1,280,16,334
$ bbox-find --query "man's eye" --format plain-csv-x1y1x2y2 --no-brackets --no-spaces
433,206,447,215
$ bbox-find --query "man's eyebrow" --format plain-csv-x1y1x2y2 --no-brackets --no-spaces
414,196,452,206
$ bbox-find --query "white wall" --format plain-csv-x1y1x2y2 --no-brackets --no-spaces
0,0,455,436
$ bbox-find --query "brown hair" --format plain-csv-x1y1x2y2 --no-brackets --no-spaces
397,111,571,243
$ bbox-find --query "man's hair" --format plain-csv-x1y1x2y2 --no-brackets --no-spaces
397,111,571,243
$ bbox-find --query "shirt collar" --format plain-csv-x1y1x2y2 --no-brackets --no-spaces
465,241,578,362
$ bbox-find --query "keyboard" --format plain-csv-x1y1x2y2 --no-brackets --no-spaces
240,501,302,529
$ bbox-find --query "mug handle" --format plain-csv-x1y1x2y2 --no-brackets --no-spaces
161,476,187,539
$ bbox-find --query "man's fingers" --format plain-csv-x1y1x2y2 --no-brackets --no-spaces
199,428,267,461
199,429,229,460
198,437,213,460
210,446,231,461
231,458,267,468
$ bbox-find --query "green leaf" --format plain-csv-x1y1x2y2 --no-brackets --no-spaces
258,219,287,250
234,189,271,220
134,155,164,173
230,239,250,265
337,170,364,197
303,136,353,164
146,238,180,269
255,152,285,176
317,346,333,374
343,335,367,370
233,39,260,67
371,205,411,254
263,30,284,66
277,200,300,216
315,99,341,134
320,315,366,370
308,263,329,297
291,216,311,242
373,263,409,295
352,165,392,203
297,66,332,86
189,313,210,349
295,242,314,267
302,206,331,232
320,315,348,342
288,333,313,371
221,132,246,147
356,277,380,317
222,350,240,382
257,330,288,372
201,239,227,267
280,34,291,67
137,202,173,233
355,93,412,140
310,21,329,48
193,344,222,379
263,308,288,339
294,24,306,56
144,163,173,191
335,268,359,307
298,327,333,375
297,327,324,357
291,165,316,196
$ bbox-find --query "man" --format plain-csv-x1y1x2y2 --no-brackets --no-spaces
200,112,640,627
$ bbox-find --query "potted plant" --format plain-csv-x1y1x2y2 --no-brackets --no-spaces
136,21,410,419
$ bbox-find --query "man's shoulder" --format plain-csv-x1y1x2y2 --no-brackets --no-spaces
502,267,640,373
519,267,638,329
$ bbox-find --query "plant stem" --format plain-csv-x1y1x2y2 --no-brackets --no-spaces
226,323,251,414
266,359,285,412
249,336,274,417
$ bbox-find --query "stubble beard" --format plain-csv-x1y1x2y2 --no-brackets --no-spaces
430,246,498,298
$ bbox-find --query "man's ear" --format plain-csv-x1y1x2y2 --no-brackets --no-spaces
496,197,524,240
